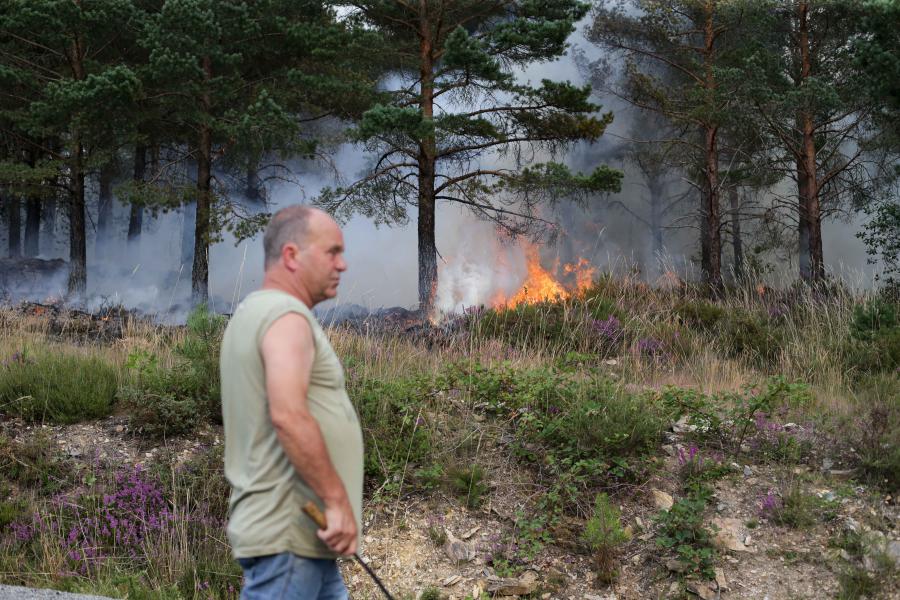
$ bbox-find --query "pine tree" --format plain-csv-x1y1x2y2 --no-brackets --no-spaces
318,1,621,312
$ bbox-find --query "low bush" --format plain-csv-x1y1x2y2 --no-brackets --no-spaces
582,493,630,584
0,432,70,495
654,486,717,579
350,376,435,488
0,350,116,423
854,376,900,491
845,298,900,374
447,464,488,509
119,305,225,437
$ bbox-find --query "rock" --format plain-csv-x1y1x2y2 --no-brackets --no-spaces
652,489,674,511
783,422,798,431
441,574,462,586
823,458,834,470
740,443,752,453
444,530,475,562
603,359,618,366
541,594,551,600
635,516,644,529
461,526,480,540
666,559,689,573
662,444,676,457
886,540,900,567
66,447,83,457
829,469,856,481
845,517,861,533
486,570,539,596
672,416,696,434
743,465,753,477
632,553,642,565
710,517,753,552
714,568,728,591
686,581,717,600
364,535,374,544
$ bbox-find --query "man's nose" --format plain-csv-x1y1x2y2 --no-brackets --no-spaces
336,256,347,272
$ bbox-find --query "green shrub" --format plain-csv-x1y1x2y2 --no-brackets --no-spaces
854,376,900,491
0,432,70,495
350,376,435,486
846,299,900,373
582,493,630,584
769,485,820,529
447,464,488,509
0,350,116,423
654,487,717,579
720,311,783,366
675,299,725,331
119,305,226,437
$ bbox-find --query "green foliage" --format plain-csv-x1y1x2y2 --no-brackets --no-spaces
845,299,900,373
654,487,717,580
582,493,630,584
769,485,821,529
0,350,116,424
447,464,489,509
349,376,435,486
675,300,784,366
854,376,900,490
0,432,70,496
419,587,443,600
119,305,225,437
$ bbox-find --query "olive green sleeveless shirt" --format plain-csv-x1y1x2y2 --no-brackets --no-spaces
220,289,363,559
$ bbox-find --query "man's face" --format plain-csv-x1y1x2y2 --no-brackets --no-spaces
295,215,347,305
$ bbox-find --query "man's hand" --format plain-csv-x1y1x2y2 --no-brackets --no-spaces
318,498,358,556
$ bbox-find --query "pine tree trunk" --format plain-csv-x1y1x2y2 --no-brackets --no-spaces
67,138,87,295
66,36,87,294
7,196,22,258
181,202,196,267
246,166,263,205
24,198,41,257
43,197,57,253
701,3,722,292
416,4,438,313
96,160,114,258
128,145,145,245
796,0,824,282
648,177,664,260
24,149,40,257
192,55,213,305
703,126,722,291
729,186,743,281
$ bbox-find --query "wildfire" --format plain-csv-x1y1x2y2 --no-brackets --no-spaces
491,243,596,308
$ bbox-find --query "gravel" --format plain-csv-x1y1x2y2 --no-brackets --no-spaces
0,585,116,600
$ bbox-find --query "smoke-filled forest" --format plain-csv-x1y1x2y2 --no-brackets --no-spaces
0,1,899,599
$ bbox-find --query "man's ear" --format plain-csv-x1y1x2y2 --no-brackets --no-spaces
281,242,300,271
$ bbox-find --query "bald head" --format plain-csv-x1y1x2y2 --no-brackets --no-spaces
263,205,333,269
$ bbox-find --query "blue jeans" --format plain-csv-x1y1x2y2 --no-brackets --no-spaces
238,553,349,600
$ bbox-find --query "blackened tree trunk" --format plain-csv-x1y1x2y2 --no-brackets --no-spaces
7,196,22,258
416,7,438,313
24,197,41,257
191,54,213,305
127,145,145,245
729,186,743,280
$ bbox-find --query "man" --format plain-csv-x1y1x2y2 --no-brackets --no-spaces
220,205,363,599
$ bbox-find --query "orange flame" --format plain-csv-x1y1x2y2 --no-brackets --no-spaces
491,243,595,308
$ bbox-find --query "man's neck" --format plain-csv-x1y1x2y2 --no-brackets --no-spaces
261,271,313,308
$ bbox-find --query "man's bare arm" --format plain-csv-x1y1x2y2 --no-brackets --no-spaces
260,312,357,555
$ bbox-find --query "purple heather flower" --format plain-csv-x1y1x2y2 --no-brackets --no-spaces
591,316,624,343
